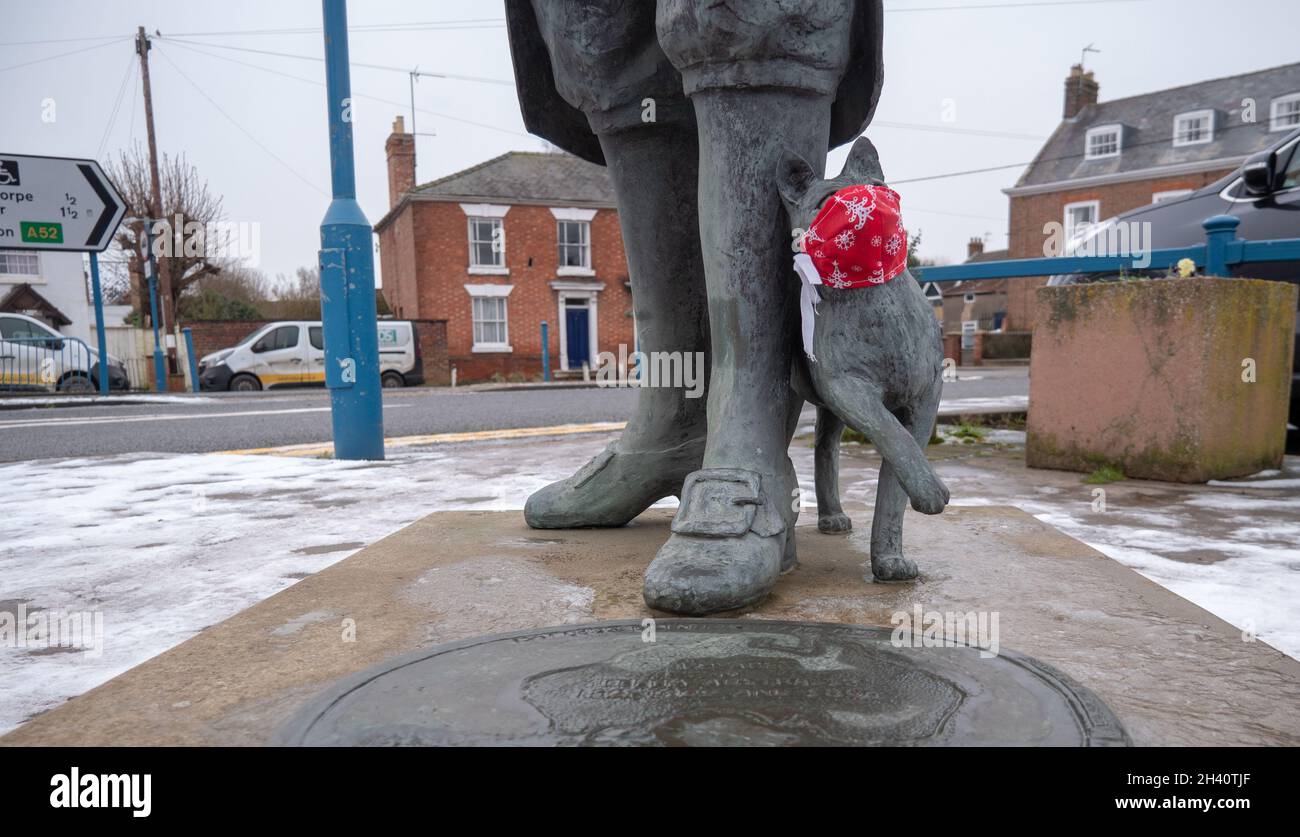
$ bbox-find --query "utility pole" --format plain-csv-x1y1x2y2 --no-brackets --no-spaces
135,25,174,372
319,0,384,459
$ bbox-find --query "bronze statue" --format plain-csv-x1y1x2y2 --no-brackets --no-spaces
504,0,945,615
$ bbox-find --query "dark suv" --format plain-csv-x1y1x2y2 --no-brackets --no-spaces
1050,126,1300,425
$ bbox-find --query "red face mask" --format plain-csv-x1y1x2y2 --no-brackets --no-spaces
800,184,908,288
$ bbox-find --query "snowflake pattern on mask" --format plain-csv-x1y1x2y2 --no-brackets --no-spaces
797,184,907,290
831,189,878,231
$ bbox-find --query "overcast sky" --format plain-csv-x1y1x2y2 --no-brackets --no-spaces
5,0,1298,287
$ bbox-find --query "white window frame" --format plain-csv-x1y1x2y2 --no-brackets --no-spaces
1172,109,1214,147
550,207,597,277
0,250,41,278
556,219,592,274
1270,93,1300,132
465,284,513,352
466,216,505,272
460,203,510,275
1063,200,1101,240
1084,124,1123,160
1152,189,1193,203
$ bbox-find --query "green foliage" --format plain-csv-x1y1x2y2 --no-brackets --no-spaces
946,422,988,444
178,288,263,321
841,426,871,445
1083,465,1126,484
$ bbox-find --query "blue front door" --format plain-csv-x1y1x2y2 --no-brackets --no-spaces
566,305,589,369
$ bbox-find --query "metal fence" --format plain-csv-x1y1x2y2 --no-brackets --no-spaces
914,215,1300,286
0,334,126,393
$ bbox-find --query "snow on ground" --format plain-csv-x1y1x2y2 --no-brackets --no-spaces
1,430,1297,733
0,394,215,408
938,395,1029,413
0,441,588,732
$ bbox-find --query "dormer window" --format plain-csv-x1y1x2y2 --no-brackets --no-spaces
1270,93,1300,132
1173,110,1214,146
1084,124,1122,160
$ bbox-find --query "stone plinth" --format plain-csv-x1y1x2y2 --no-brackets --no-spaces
1027,278,1297,482
3,509,1298,746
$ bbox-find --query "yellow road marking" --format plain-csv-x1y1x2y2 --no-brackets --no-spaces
218,421,628,457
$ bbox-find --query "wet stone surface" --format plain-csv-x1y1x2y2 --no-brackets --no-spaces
280,620,1129,747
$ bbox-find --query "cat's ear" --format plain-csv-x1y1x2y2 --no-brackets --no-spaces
776,149,818,210
842,135,885,183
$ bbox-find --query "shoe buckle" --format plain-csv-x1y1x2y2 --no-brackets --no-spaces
672,469,762,537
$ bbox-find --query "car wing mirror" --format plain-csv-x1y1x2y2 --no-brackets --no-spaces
252,339,268,353
1241,152,1276,196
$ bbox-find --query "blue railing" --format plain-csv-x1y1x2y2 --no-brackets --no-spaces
914,216,1300,284
0,335,124,393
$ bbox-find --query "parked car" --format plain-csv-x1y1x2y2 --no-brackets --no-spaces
0,312,129,393
198,319,423,392
1049,126,1300,424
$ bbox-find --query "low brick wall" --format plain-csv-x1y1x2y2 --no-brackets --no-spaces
412,319,449,385
185,320,270,361
1026,277,1297,482
183,318,450,386
450,353,546,384
980,331,1032,360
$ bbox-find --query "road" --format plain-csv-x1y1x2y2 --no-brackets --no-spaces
0,368,1029,462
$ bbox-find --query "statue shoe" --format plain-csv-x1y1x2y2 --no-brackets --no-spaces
643,465,798,615
524,437,705,529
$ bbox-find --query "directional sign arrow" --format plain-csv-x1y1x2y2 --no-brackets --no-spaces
0,153,128,252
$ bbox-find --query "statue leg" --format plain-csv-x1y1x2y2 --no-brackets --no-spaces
868,382,944,581
815,406,852,533
643,87,835,614
524,124,710,529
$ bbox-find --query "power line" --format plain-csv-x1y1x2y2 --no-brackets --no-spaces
0,34,129,46
0,36,130,74
887,0,1146,10
874,120,1045,141
6,2,1150,49
890,116,1283,185
97,52,137,160
162,18,507,37
157,36,514,86
127,54,141,146
152,43,327,195
162,38,533,140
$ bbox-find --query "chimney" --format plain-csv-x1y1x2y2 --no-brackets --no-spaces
385,115,415,209
1063,64,1099,119
966,237,985,260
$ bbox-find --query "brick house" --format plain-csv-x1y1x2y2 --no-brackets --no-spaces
1002,62,1300,330
940,238,1010,334
374,118,634,382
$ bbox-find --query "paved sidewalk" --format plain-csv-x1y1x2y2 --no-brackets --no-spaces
1,422,1295,734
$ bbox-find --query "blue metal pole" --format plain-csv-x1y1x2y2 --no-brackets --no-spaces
1203,215,1241,277
319,0,383,460
142,221,166,392
541,321,550,382
182,327,200,393
88,252,110,395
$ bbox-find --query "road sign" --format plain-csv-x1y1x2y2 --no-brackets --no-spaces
0,153,127,252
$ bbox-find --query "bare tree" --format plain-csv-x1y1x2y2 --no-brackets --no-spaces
262,267,321,320
106,144,225,329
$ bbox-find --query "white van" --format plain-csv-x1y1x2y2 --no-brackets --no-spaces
0,311,130,392
198,320,423,392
